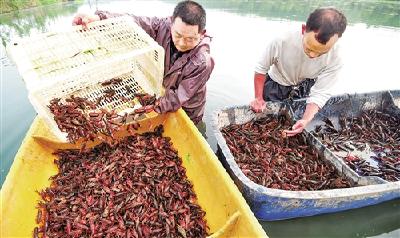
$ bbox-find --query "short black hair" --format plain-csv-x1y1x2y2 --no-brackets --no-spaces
172,0,206,32
305,7,347,44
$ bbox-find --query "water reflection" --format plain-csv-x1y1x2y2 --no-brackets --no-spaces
0,2,81,46
263,199,400,238
1,1,399,237
0,47,35,183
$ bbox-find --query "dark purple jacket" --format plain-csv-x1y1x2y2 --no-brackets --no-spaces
96,11,215,124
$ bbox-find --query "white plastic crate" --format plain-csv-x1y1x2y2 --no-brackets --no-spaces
29,61,151,142
7,16,165,142
8,16,164,93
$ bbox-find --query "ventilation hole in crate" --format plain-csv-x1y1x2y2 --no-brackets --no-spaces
154,50,158,62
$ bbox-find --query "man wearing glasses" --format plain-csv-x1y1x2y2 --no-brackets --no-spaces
73,0,214,126
250,7,347,137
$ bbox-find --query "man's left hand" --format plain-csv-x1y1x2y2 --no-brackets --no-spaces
283,119,309,137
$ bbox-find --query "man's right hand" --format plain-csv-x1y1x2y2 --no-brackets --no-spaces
72,13,100,28
250,98,266,113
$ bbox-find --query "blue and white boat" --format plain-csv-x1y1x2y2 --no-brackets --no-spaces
212,91,400,221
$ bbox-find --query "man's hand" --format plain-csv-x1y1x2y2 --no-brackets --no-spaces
284,102,319,136
250,98,266,113
72,13,100,28
153,99,162,114
283,119,309,137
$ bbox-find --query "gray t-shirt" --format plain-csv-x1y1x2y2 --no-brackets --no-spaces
255,29,342,108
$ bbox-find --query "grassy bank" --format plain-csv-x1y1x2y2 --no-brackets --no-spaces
1,0,71,14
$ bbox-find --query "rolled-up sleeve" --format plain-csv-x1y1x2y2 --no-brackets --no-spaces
255,39,278,75
307,54,342,108
157,59,213,113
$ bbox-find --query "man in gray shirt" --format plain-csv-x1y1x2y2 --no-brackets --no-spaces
251,7,347,136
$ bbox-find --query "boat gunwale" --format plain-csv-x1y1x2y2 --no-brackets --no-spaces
211,102,400,200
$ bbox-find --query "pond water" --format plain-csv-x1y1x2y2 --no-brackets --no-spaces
1,0,399,237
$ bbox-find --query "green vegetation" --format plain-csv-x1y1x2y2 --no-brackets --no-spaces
0,0,398,47
166,0,400,28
